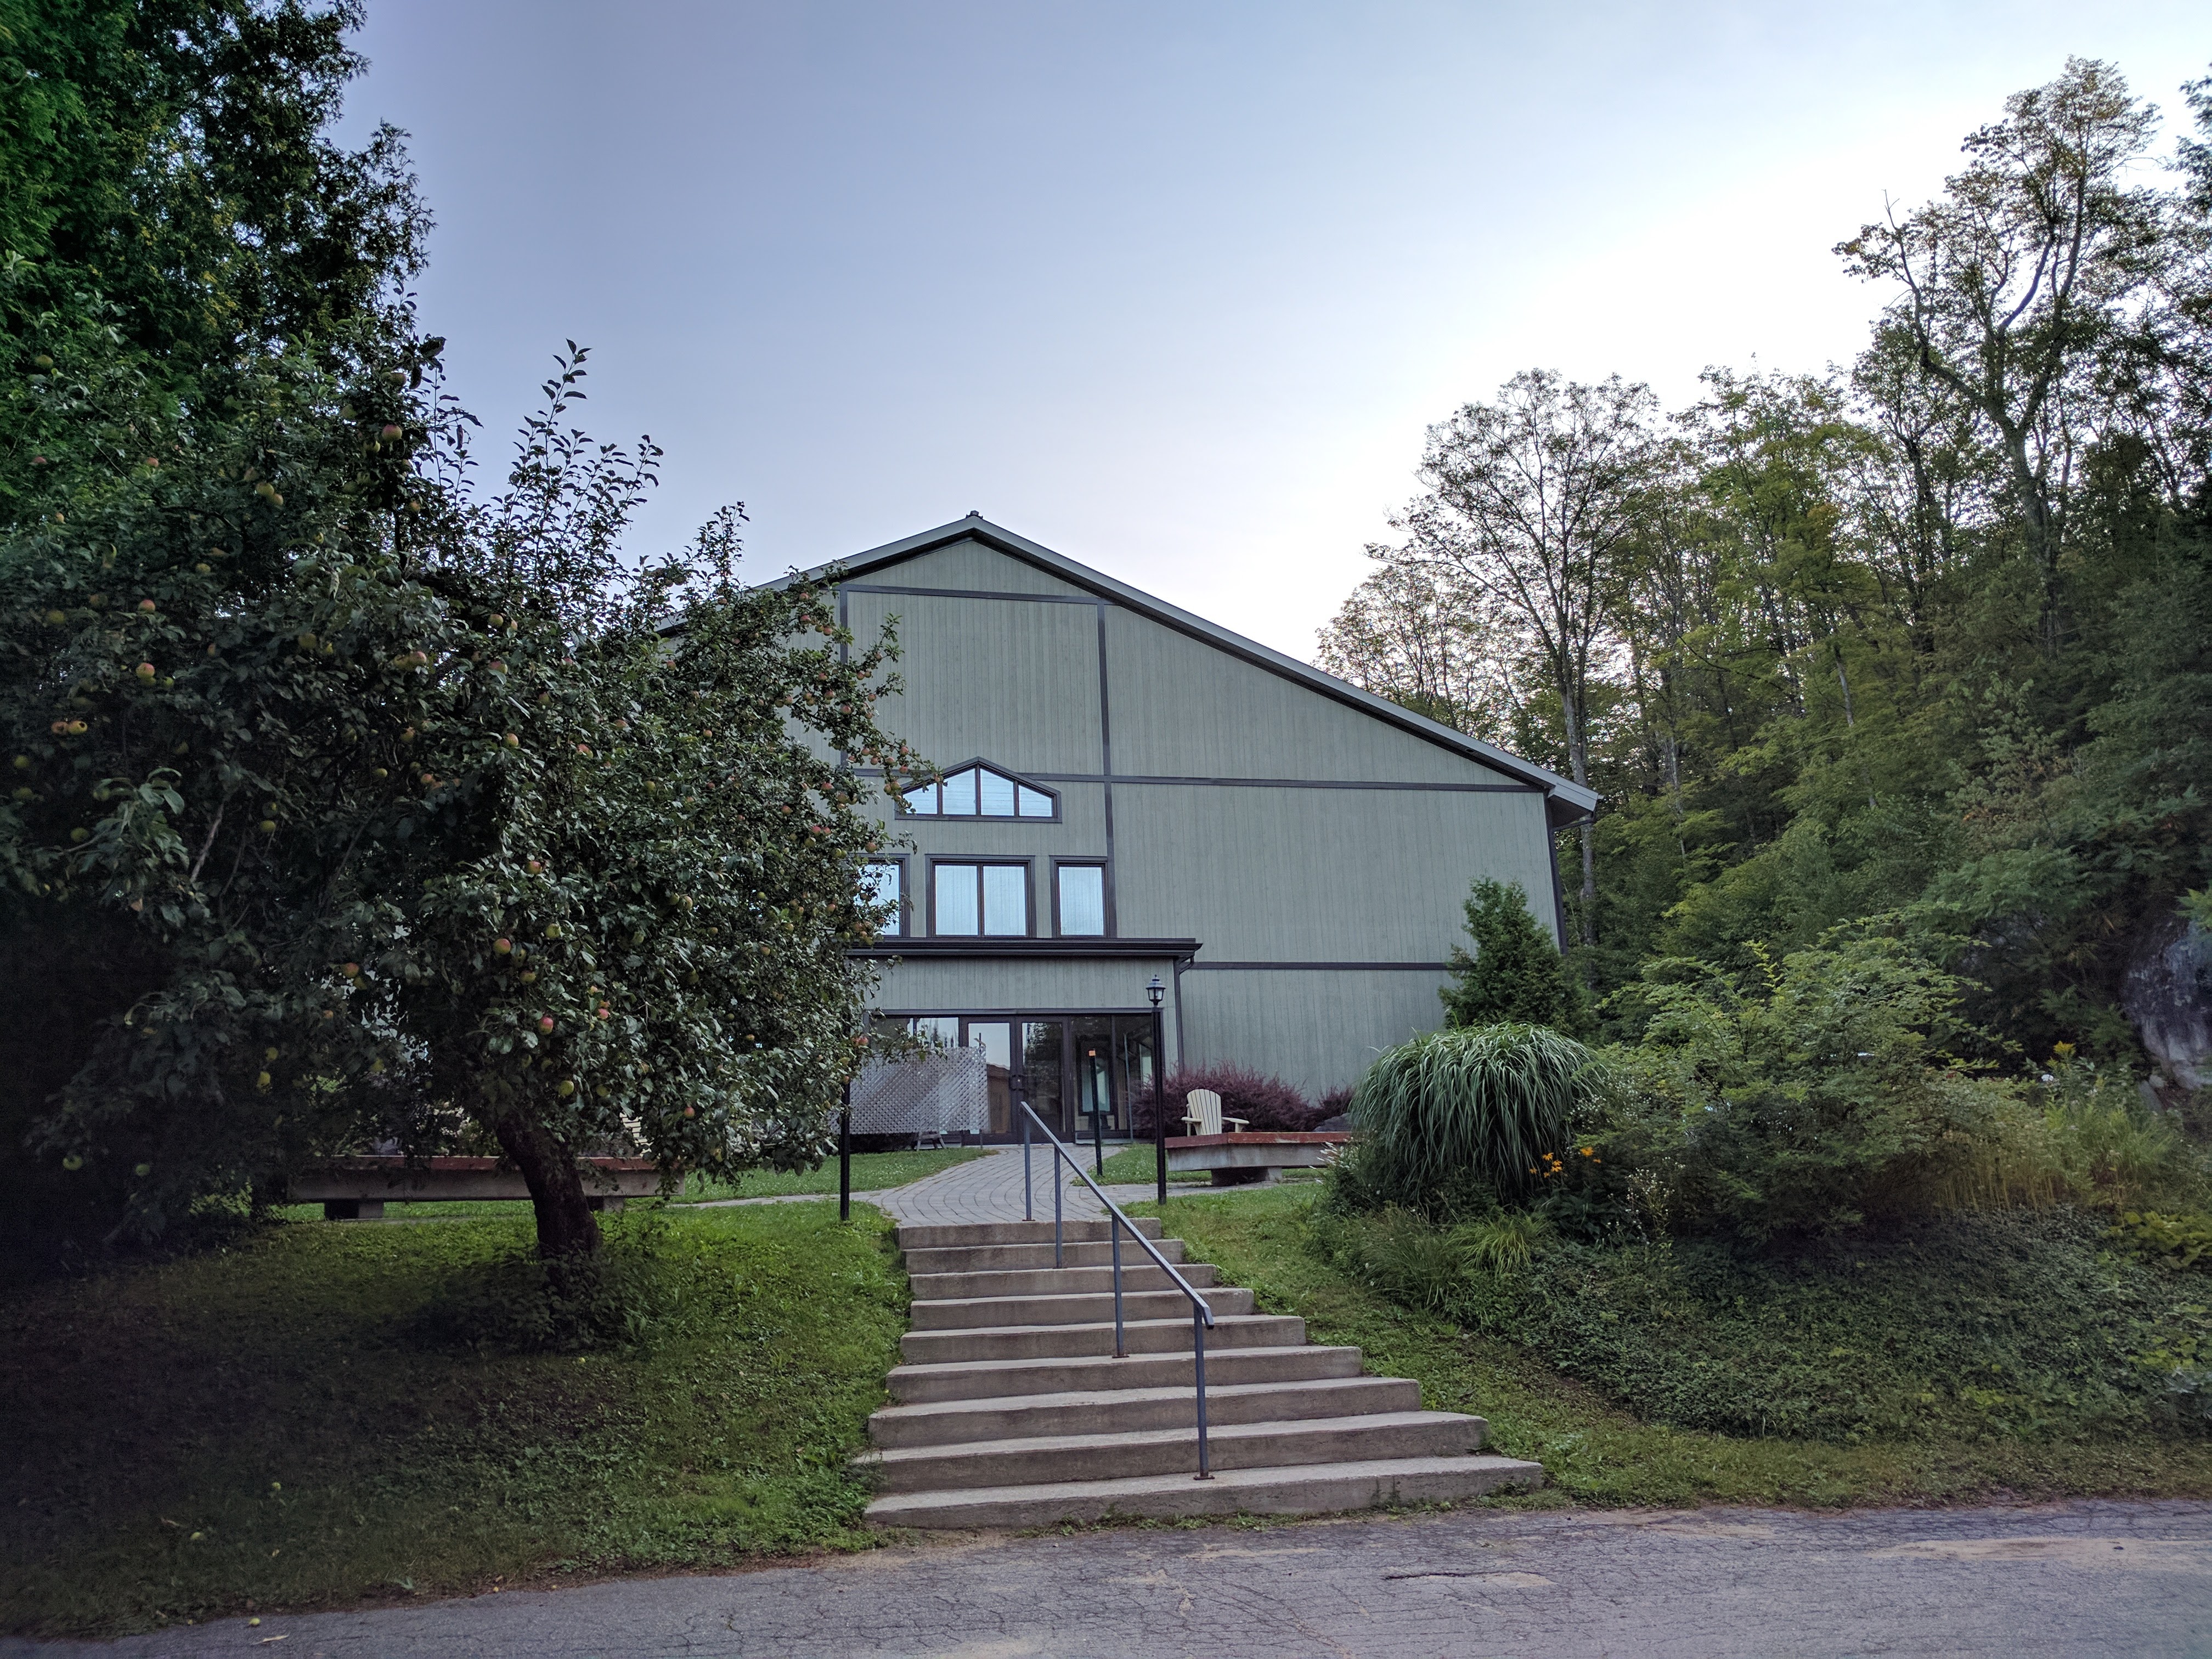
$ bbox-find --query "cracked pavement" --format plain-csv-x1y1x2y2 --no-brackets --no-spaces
7,1499,2211,1657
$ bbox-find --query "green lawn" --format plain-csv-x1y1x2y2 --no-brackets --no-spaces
1137,1186,2212,1509
1083,1144,1209,1186
678,1146,988,1200
0,1203,907,1640
263,1148,989,1224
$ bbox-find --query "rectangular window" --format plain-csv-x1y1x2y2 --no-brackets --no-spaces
1056,864,1106,936
933,862,980,935
862,861,903,936
931,862,1030,936
982,864,1026,935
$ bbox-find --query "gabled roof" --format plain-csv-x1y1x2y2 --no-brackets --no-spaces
784,515,1599,826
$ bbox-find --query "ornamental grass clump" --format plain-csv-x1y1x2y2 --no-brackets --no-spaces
1346,1023,1603,1211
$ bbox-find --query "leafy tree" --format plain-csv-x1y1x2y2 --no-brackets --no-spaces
1331,59,2212,1091
1315,555,1525,743
1836,58,2171,656
1353,371,1662,947
0,5,923,1262
4,340,921,1260
1,0,428,523
1440,878,1583,1033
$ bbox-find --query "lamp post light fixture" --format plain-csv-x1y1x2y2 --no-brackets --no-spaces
1148,975,1167,1204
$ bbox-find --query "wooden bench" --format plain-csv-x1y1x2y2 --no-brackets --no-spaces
289,1155,662,1220
1165,1132,1351,1187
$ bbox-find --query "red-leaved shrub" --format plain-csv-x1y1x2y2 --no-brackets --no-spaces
1131,1065,1327,1136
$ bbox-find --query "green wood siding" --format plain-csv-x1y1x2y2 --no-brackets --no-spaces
1112,782,1558,956
1101,606,1516,785
845,591,1103,774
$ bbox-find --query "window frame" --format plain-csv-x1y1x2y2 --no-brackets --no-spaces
861,855,910,939
926,856,1036,939
1051,858,1111,939
899,759,1062,823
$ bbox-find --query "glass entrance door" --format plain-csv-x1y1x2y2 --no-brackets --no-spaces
963,1022,1012,1137
1018,1022,1065,1139
1070,1014,1156,1139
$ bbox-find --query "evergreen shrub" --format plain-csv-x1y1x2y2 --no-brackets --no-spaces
1441,878,1584,1032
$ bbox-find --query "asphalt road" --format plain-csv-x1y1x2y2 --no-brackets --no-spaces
9,1500,2211,1658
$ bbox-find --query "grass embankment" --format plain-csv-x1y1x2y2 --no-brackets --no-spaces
1142,1186,2212,1508
1,1203,907,1639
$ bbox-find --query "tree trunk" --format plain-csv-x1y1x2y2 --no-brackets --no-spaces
491,1107,602,1260
1561,684,1598,950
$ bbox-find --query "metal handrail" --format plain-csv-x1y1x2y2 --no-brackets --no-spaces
1019,1101,1216,1479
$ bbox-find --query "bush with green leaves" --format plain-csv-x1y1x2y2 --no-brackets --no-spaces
1597,936,2023,1242
1440,877,1584,1032
1336,1023,1604,1215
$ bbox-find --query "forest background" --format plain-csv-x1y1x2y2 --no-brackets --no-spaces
1317,57,2212,1102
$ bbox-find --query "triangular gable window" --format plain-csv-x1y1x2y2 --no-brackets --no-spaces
902,763,1056,819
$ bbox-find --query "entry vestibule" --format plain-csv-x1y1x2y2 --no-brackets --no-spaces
887,1013,1157,1142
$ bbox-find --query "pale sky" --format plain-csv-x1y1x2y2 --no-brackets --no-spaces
338,2,2210,660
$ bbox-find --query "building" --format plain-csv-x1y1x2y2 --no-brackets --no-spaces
811,515,1596,1143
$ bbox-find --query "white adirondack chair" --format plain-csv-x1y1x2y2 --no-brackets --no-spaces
1180,1087,1248,1136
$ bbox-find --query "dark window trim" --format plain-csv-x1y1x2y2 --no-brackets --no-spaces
864,854,910,939
850,935,1199,961
1051,858,1110,939
839,582,1105,607
876,1005,1160,1019
898,757,1064,823
857,766,1534,796
1178,960,1451,971
924,855,1036,939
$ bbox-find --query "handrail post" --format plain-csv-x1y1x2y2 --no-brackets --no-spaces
1110,1211,1125,1358
1015,1100,1212,1472
1192,1306,1212,1479
1022,1107,1032,1222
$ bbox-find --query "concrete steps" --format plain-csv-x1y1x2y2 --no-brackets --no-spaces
861,1219,1541,1528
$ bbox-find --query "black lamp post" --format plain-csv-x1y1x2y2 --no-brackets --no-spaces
1148,975,1167,1204
838,1079,852,1223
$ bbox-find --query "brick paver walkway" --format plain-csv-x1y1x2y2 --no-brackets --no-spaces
873,1144,1156,1227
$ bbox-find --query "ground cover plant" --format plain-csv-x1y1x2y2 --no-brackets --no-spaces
1145,1187,2212,1508
0,1202,907,1639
